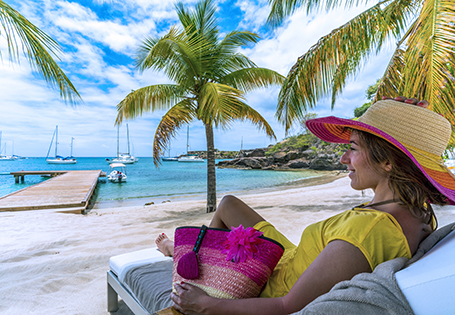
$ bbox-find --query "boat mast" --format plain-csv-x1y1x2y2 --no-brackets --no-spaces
46,127,56,160
127,123,130,155
55,125,58,157
70,137,74,157
186,125,189,155
116,126,120,159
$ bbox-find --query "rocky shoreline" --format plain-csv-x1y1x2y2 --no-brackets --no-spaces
216,142,348,171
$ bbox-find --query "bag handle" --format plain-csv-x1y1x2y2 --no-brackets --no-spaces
193,225,208,254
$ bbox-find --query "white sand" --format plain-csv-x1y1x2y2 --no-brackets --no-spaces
1,174,455,315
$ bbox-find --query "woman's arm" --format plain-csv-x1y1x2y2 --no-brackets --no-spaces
172,240,371,315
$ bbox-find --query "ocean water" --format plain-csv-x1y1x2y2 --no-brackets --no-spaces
0,157,320,207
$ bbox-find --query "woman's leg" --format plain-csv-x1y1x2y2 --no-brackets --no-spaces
155,195,265,256
209,195,265,229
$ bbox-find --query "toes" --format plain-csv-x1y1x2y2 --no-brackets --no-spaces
155,233,168,244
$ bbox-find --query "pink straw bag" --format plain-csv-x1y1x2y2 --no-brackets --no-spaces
172,225,284,299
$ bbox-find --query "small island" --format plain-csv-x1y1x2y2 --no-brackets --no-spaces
211,133,348,171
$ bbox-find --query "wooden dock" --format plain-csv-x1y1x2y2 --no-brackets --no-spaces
0,170,105,214
11,170,68,183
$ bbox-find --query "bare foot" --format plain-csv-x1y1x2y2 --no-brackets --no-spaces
155,233,174,257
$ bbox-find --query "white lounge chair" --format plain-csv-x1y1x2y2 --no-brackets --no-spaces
107,223,455,315
107,248,173,314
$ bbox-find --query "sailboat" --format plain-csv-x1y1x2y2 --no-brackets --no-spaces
45,126,77,164
161,145,179,161
107,124,138,164
0,131,16,161
178,126,204,162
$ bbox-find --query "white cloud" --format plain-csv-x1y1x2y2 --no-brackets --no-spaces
236,0,270,32
46,1,148,53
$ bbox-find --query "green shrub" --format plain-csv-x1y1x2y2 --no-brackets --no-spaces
265,133,318,156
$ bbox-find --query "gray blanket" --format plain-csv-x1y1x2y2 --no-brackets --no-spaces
122,223,455,315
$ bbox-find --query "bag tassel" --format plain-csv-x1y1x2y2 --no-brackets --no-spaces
177,225,207,279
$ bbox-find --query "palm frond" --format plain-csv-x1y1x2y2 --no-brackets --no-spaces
0,0,81,104
375,47,406,100
175,2,197,36
234,105,276,140
376,0,455,126
208,31,261,77
276,0,415,131
176,0,219,44
219,31,260,52
266,0,386,27
210,54,256,79
193,0,218,41
197,82,246,126
136,27,195,82
198,82,276,138
136,27,216,86
330,0,418,106
401,0,455,115
221,67,285,92
116,84,185,124
153,99,197,166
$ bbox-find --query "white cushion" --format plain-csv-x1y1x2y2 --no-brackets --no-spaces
395,229,455,315
109,248,172,283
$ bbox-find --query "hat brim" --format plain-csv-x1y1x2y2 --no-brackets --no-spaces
306,117,455,204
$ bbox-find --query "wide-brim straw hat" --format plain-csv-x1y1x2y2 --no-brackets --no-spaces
306,99,455,204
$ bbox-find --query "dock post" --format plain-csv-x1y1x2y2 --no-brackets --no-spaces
21,175,24,183
15,175,19,184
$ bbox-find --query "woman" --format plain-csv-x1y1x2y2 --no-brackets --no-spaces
156,97,455,314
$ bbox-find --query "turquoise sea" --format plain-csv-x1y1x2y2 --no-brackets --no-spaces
0,157,320,208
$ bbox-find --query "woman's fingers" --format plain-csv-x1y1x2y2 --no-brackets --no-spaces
171,283,205,314
381,95,429,108
404,98,418,104
171,292,183,312
417,100,429,108
394,96,407,102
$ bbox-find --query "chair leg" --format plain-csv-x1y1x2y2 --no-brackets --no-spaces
107,281,119,312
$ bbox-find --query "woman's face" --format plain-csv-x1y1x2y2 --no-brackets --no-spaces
340,132,389,192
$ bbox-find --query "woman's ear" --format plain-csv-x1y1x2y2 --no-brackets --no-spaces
383,160,392,172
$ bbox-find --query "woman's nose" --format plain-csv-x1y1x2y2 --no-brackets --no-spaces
340,150,349,164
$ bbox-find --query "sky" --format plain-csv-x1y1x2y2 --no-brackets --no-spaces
0,0,397,158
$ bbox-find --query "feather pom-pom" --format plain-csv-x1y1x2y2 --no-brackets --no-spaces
222,224,264,263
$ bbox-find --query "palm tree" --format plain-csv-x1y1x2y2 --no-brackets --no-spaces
0,0,80,103
116,0,284,213
268,0,455,131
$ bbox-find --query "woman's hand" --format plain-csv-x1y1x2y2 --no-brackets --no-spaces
382,95,429,108
171,282,211,315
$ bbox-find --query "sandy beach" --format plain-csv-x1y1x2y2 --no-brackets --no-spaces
1,173,455,315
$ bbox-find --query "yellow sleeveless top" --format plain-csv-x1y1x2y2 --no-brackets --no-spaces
256,207,412,298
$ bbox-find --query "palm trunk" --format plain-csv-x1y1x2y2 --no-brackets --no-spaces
205,123,216,213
